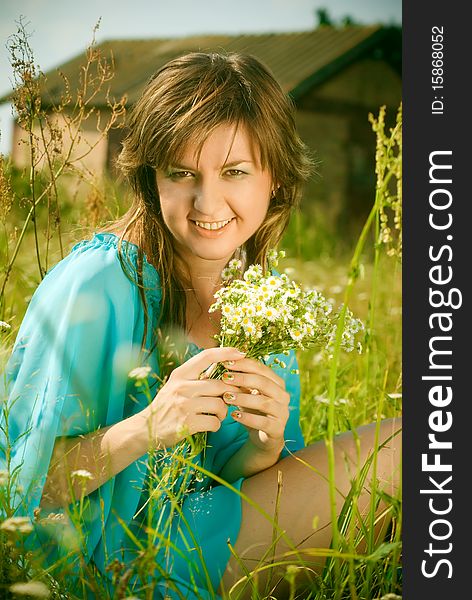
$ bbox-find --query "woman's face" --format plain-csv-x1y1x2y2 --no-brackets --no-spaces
155,123,273,265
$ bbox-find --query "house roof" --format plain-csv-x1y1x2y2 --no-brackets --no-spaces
2,25,401,107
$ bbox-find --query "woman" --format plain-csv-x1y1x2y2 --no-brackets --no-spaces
1,52,401,599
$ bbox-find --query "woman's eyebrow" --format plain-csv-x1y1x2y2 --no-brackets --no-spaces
223,159,254,167
169,159,254,169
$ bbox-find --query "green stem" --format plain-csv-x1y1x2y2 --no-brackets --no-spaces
325,186,380,595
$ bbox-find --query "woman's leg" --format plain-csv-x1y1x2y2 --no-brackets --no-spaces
217,417,401,598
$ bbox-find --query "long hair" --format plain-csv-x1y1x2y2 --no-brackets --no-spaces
101,52,314,354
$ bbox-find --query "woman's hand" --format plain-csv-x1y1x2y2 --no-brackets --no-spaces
140,347,245,450
220,358,290,455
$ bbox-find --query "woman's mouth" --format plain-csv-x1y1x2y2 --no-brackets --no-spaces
191,217,235,237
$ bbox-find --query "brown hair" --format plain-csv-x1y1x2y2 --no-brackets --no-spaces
101,52,314,353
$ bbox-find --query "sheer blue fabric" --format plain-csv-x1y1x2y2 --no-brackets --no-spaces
1,233,305,598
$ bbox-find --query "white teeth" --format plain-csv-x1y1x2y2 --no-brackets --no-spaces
195,218,232,230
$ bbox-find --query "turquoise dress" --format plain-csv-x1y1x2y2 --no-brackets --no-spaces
1,233,305,599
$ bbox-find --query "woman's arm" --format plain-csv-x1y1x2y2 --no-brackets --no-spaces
41,346,246,509
40,411,150,509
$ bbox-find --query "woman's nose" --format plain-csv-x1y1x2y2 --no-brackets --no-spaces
193,177,226,217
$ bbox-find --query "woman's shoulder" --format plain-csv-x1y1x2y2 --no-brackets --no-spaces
44,232,162,304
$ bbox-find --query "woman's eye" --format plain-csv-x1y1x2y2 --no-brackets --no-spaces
168,170,193,179
225,169,245,176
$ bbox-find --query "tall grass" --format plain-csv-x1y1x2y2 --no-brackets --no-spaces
1,23,402,600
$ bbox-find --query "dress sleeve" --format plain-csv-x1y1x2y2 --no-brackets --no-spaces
0,241,153,561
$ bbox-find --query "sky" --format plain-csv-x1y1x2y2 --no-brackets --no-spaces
0,0,401,155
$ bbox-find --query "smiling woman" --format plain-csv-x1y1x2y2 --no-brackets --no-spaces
1,52,401,600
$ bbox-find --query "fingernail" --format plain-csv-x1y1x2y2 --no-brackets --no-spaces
223,392,236,403
224,360,235,367
222,372,234,381
232,411,241,419
236,350,246,356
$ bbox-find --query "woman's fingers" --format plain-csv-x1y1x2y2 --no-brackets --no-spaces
190,414,223,434
188,379,240,398
175,347,246,380
222,357,285,389
193,396,228,421
222,370,287,403
231,410,285,440
223,392,289,421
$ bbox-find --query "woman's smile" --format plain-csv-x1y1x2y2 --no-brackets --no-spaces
191,217,236,236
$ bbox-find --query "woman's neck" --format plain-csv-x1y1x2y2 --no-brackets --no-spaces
175,251,228,305
177,255,228,348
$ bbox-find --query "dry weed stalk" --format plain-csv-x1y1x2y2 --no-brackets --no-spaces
0,18,126,317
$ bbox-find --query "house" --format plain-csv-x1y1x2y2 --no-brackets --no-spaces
8,26,401,227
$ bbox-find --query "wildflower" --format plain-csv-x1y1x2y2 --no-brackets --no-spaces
0,469,8,485
0,320,11,332
241,319,258,337
289,329,305,342
221,304,233,317
228,258,242,271
264,307,279,322
267,248,285,268
243,264,262,282
71,469,94,480
9,581,50,598
0,516,34,534
221,267,232,281
228,314,241,326
279,306,293,323
266,276,282,288
283,286,300,300
241,303,256,317
128,366,152,381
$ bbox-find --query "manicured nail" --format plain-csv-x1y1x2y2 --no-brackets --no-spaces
223,392,236,403
222,372,234,381
236,350,246,356
232,411,241,419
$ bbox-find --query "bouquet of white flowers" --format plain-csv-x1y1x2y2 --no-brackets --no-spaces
204,250,363,371
184,250,364,459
